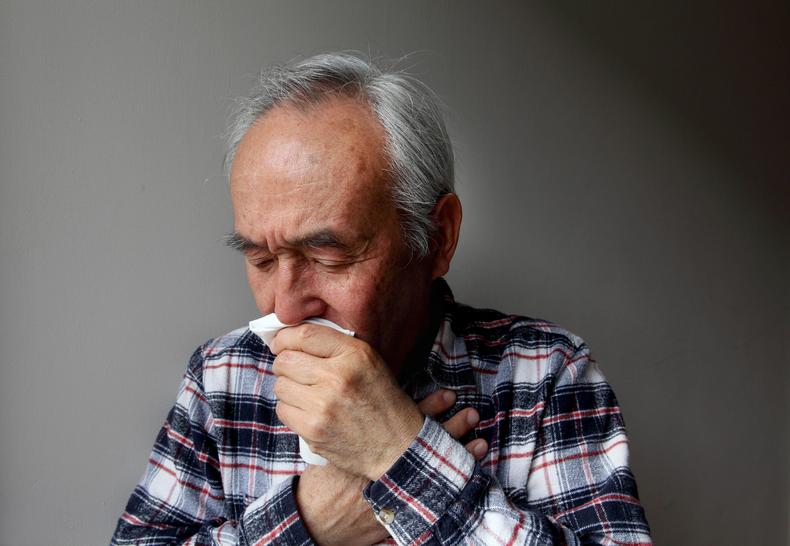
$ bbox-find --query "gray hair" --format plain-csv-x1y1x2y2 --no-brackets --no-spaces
225,52,455,257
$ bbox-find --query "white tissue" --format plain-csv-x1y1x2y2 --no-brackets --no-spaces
298,437,328,466
248,313,355,466
249,314,355,347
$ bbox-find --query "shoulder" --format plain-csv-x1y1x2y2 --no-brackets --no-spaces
450,301,584,354
186,326,273,395
194,326,267,361
449,301,592,384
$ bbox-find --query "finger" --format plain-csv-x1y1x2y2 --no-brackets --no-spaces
464,438,488,460
273,376,313,411
417,389,456,417
270,323,351,358
274,398,309,434
272,350,324,385
441,407,480,440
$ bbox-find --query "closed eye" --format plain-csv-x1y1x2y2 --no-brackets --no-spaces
248,256,276,270
311,257,351,271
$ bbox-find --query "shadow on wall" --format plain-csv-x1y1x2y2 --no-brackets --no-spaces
543,1,790,212
525,3,790,545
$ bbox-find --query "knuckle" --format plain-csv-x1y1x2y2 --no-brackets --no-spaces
272,354,287,373
297,324,316,342
347,342,373,365
316,397,336,423
303,416,326,442
333,379,351,399
358,343,377,363
274,402,286,424
277,350,291,363
300,420,317,440
332,369,357,398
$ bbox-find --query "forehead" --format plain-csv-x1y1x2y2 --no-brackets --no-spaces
230,96,396,242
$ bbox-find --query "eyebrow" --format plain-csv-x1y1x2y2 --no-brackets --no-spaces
223,230,350,253
223,232,259,252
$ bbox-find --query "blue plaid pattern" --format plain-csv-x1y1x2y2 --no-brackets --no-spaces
111,280,651,545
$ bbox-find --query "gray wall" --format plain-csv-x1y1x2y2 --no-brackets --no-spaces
1,1,787,545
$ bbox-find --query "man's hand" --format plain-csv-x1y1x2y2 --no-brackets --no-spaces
293,389,488,546
271,323,427,480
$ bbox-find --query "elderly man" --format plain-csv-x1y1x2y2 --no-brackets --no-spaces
111,53,651,545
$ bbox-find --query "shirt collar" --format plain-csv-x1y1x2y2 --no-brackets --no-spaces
399,279,478,394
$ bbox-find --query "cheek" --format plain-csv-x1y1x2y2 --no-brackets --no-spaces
313,269,382,326
319,273,371,313
359,269,403,315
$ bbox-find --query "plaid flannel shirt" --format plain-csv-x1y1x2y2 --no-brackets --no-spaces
111,280,651,545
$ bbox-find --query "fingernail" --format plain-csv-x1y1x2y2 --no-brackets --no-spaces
467,410,479,426
442,390,456,403
474,443,487,458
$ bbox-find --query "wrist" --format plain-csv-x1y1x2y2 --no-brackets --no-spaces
366,410,425,481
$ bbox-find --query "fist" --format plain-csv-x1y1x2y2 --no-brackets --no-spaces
271,323,425,481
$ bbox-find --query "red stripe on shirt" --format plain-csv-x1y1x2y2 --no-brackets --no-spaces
252,510,299,545
531,439,629,472
416,437,470,482
120,512,171,530
148,458,225,501
554,492,642,520
214,418,289,433
204,362,274,375
380,474,438,524
505,511,526,546
219,460,301,476
478,403,544,428
542,406,621,426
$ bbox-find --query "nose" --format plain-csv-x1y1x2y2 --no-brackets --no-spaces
272,258,327,325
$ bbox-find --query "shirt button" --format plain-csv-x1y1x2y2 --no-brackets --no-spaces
376,507,396,525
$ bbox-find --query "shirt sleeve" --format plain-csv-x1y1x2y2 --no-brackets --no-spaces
109,346,314,546
362,344,652,545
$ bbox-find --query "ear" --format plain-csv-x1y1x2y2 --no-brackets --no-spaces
429,193,463,279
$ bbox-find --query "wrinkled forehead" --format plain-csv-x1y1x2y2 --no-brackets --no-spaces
229,97,398,240
232,97,389,189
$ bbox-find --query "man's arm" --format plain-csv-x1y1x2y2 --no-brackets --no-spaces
109,344,293,545
361,343,652,545
110,343,485,546
290,391,486,546
271,326,651,545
